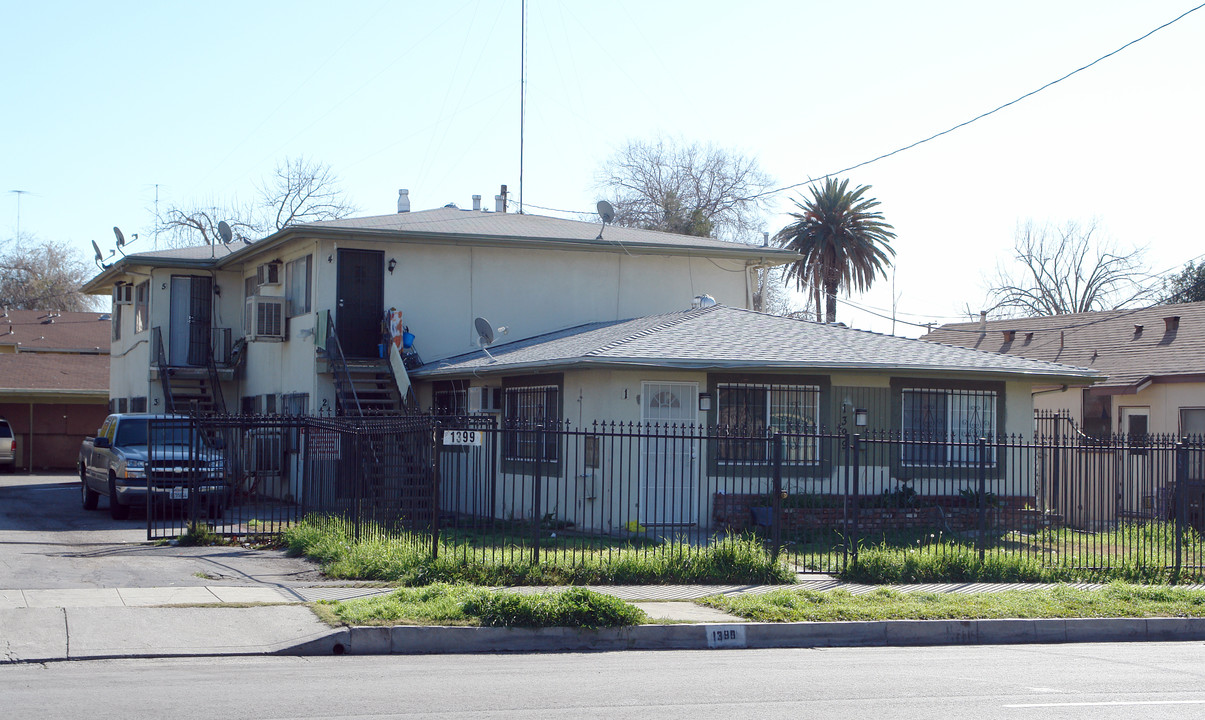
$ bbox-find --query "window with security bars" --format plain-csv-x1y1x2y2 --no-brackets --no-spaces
902,388,997,466
716,384,819,463
504,385,559,461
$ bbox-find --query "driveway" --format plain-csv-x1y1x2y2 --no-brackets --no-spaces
0,473,328,590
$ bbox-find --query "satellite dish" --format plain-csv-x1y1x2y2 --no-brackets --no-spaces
474,316,495,346
596,200,616,240
113,226,125,247
597,200,615,225
217,221,233,245
91,240,104,264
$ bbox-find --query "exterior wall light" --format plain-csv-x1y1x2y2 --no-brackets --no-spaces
698,393,713,412
388,258,397,274
854,409,868,427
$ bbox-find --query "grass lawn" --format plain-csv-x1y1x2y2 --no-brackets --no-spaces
312,583,647,628
283,515,794,586
699,583,1205,622
784,522,1205,584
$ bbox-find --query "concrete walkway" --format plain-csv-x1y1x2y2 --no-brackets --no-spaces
5,578,1205,662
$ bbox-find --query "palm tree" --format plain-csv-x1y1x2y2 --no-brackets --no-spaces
774,177,896,323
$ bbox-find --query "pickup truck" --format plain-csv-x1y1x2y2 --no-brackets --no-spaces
78,413,228,520
0,418,15,472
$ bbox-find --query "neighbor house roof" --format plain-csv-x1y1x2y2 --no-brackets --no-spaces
0,310,111,353
414,305,1100,382
83,207,797,293
0,353,110,397
921,301,1205,391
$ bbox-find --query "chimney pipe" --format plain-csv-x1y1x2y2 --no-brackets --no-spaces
397,189,410,214
762,231,769,247
499,184,508,213
978,311,987,333
495,194,505,213
472,194,482,211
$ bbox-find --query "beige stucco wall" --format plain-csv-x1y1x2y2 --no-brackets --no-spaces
231,234,753,408
1033,382,1205,437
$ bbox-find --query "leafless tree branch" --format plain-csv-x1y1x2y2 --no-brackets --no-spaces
982,219,1158,317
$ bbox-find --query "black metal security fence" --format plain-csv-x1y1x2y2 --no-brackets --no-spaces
146,415,1205,579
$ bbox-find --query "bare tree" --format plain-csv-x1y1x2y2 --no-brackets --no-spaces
155,201,261,249
259,156,357,231
595,136,774,242
155,157,355,248
0,235,98,311
983,219,1157,317
752,264,810,318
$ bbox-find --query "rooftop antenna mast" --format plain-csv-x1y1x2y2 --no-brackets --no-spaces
518,0,527,214
9,190,28,239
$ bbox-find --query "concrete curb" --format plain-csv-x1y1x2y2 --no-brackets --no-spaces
284,617,1205,656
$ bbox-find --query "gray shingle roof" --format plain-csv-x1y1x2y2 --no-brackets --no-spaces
306,207,797,256
922,301,1205,388
84,207,795,293
414,305,1100,381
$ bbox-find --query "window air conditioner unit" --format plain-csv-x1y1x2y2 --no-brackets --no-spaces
113,284,133,305
468,386,502,413
245,296,286,341
256,262,282,286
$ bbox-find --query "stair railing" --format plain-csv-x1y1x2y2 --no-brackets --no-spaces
205,328,228,415
151,326,177,414
325,311,363,416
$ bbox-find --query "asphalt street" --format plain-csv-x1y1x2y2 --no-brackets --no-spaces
4,642,1205,719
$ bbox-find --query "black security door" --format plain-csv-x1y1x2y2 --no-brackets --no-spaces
187,275,213,366
335,249,384,358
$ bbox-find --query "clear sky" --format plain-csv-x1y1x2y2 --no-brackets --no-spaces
3,1,1202,336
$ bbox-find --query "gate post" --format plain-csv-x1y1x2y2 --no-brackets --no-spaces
978,437,988,563
353,425,362,543
851,433,861,566
1175,439,1187,584
771,433,783,562
532,426,543,566
432,423,442,562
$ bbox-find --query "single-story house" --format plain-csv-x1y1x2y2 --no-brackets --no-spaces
412,303,1099,531
0,310,111,470
922,302,1205,439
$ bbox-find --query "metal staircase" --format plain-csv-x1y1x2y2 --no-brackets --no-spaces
323,312,429,518
152,327,228,416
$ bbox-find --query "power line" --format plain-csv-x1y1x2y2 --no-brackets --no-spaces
744,2,1205,202
530,4,1205,215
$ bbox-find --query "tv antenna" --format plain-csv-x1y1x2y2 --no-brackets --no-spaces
474,316,509,363
596,200,615,240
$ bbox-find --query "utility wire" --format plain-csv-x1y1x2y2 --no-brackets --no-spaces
744,3,1205,202
529,4,1205,215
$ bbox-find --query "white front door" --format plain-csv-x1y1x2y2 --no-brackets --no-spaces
640,382,698,526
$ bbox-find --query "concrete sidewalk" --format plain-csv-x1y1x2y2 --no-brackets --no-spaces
5,579,1205,662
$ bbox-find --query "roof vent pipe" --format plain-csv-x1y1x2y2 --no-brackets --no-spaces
397,189,410,213
472,195,482,211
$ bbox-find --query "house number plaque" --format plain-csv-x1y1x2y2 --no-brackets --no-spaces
442,430,482,446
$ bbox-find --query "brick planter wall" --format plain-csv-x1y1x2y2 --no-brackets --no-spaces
713,493,1045,533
